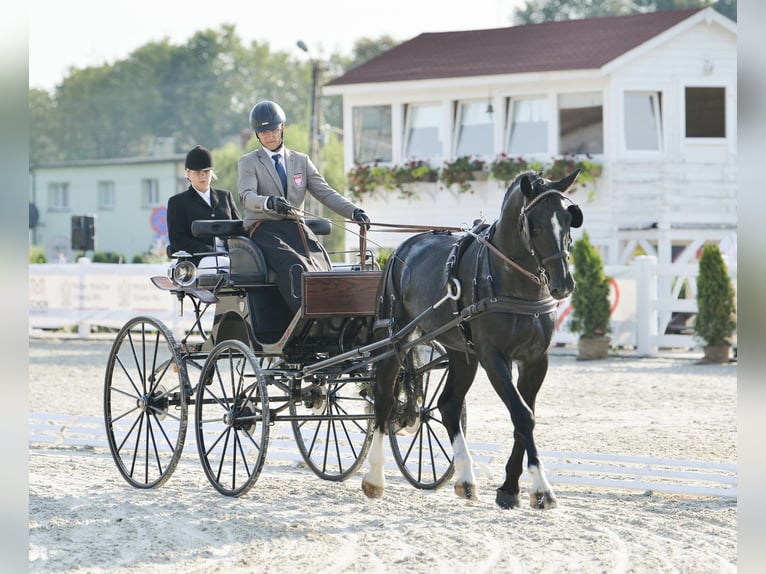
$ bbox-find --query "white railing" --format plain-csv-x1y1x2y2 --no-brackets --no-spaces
29,257,736,356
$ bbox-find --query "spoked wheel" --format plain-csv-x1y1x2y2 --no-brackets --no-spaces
389,342,467,490
104,316,189,489
290,371,375,481
194,340,270,497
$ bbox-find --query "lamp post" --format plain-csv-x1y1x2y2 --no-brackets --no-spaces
296,40,322,169
296,40,325,218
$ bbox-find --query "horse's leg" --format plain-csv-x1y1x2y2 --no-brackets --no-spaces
438,351,479,500
480,352,555,509
516,358,557,509
361,353,399,499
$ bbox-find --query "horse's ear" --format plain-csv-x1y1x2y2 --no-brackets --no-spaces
520,174,534,198
554,169,581,193
568,204,583,228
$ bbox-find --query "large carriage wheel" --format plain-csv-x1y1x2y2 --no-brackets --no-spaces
290,371,374,481
104,316,189,489
388,342,467,490
194,340,270,497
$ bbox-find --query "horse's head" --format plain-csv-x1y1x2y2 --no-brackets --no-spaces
504,169,583,299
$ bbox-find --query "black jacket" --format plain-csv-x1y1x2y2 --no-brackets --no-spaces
166,186,241,258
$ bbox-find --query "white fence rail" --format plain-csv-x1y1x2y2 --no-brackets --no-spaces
29,412,736,498
29,257,736,356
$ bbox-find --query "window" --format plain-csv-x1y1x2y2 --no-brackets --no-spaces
352,105,392,163
558,92,603,154
97,180,115,210
404,103,442,160
454,101,493,157
506,96,548,155
685,87,725,138
48,182,70,211
142,179,159,208
624,91,662,151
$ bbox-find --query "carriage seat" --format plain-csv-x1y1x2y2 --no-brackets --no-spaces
189,218,332,287
226,236,271,285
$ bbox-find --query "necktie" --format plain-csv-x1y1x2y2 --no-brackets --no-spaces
273,154,288,193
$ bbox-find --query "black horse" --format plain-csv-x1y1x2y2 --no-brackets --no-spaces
362,169,583,509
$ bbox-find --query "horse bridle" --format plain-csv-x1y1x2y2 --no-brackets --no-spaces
466,190,574,286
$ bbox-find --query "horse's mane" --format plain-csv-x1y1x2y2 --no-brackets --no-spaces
501,170,545,212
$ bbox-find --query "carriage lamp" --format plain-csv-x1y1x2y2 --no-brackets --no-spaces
168,252,198,287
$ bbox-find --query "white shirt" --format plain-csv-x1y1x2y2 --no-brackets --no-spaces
194,187,212,206
192,185,225,251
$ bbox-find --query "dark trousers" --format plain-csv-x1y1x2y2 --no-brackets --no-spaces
249,220,332,314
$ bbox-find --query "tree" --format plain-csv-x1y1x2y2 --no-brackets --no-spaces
512,0,735,24
29,89,60,163
569,232,611,339
694,243,736,347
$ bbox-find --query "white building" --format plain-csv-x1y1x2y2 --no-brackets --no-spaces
324,7,737,268
30,153,185,262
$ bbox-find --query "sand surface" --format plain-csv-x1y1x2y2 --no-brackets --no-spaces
29,337,737,573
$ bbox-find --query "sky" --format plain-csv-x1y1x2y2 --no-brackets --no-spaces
29,0,526,91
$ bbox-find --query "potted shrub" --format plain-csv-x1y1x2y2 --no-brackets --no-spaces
439,156,487,194
569,232,612,360
694,243,736,363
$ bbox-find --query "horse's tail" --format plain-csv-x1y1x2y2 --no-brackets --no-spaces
375,248,402,335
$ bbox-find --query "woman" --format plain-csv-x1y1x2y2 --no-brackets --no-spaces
167,145,241,269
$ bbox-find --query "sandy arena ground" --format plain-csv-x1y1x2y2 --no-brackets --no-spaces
28,336,737,573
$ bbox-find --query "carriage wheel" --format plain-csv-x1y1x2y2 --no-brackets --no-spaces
194,340,270,497
388,342,467,490
290,371,374,481
104,316,189,489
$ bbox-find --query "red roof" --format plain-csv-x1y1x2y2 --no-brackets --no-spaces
326,9,703,86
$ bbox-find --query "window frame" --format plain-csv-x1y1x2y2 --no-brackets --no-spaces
141,178,160,209
622,90,664,154
352,104,393,164
557,91,604,156
403,102,443,161
452,99,494,158
682,85,727,142
504,95,549,157
47,182,70,211
97,180,116,210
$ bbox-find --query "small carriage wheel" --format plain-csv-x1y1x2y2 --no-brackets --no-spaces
388,342,468,490
194,340,270,497
290,370,375,481
104,316,190,489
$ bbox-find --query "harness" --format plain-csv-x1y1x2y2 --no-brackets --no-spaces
443,191,573,351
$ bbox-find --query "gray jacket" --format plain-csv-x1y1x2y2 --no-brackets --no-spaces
238,146,358,229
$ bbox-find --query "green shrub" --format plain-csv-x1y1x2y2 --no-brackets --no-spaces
694,244,736,346
91,251,125,263
569,232,611,338
29,246,46,263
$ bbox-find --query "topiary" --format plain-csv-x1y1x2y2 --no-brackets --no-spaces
694,243,736,346
569,231,611,339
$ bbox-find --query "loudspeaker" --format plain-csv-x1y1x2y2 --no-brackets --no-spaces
71,215,95,251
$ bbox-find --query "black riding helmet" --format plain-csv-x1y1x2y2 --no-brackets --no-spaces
185,145,213,170
249,100,287,132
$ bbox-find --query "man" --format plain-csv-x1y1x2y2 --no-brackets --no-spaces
238,100,370,313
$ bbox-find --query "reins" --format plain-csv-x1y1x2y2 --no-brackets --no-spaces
464,227,544,285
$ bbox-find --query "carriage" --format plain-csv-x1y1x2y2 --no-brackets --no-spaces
103,217,462,497
104,169,583,507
